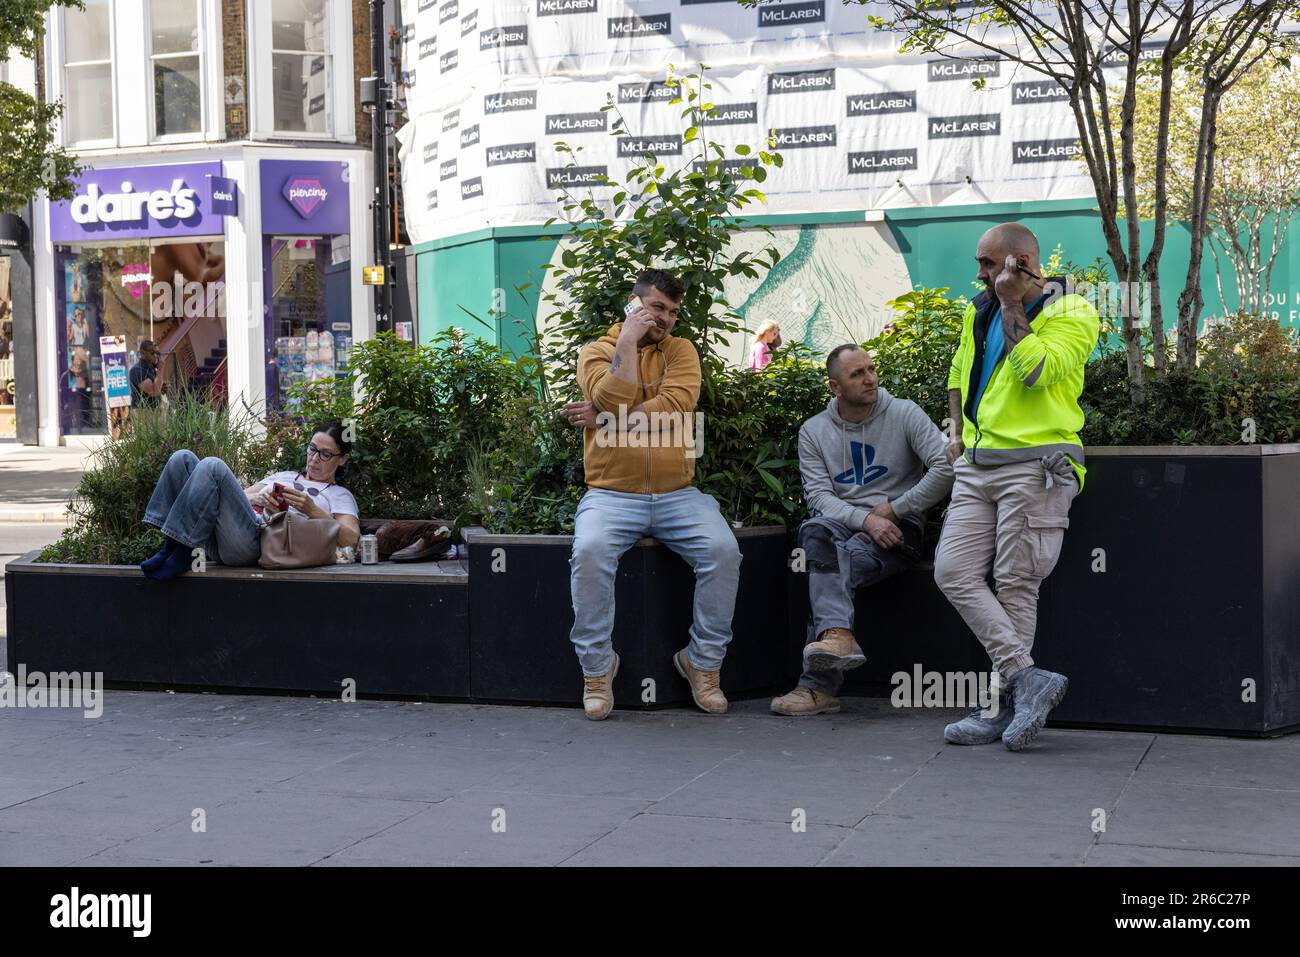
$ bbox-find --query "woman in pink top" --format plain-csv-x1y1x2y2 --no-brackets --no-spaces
748,320,782,370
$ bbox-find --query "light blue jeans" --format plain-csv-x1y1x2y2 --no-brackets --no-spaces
143,449,263,566
569,486,742,676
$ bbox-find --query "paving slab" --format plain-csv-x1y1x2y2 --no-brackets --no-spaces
560,812,846,867
1084,843,1300,867
1102,779,1300,857
90,789,426,866
824,814,1098,866
319,791,649,867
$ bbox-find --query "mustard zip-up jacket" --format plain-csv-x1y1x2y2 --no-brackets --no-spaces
578,322,701,494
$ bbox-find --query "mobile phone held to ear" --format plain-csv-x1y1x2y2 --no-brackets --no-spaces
624,295,643,318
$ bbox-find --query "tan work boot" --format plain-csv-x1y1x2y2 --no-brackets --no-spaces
803,627,866,672
770,685,841,716
582,653,620,721
672,649,728,715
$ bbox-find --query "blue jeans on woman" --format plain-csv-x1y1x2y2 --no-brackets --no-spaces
143,450,262,566
568,486,742,677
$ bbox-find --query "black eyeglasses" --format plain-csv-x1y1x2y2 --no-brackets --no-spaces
306,444,340,462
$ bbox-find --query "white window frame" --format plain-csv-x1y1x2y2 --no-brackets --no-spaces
145,0,215,144
55,0,119,148
247,0,355,143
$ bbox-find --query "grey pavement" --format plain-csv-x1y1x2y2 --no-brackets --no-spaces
0,443,95,522
2,676,1297,866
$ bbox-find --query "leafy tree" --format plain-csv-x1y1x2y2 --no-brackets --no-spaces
1130,55,1300,317
825,0,1299,387
0,0,85,213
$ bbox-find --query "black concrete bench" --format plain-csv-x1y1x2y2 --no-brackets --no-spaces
4,555,470,699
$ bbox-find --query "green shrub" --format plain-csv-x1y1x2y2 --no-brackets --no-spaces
39,392,281,565
862,286,966,426
273,329,545,527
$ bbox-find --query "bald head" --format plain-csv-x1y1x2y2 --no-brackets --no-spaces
975,221,1043,300
980,222,1039,260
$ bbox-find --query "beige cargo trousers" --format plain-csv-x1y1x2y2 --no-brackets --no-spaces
934,457,1077,682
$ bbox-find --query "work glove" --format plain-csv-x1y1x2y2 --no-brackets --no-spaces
1040,451,1076,489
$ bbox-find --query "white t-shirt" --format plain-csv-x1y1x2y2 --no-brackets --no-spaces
261,471,359,519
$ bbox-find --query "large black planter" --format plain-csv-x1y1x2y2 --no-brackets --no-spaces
1035,445,1300,736
466,527,789,708
4,554,470,699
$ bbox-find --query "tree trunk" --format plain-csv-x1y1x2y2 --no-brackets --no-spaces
1178,89,1222,368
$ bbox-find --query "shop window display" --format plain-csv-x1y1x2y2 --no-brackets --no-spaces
265,235,351,412
56,241,226,434
0,256,16,438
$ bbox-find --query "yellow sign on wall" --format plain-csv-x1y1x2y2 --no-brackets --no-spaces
362,266,385,285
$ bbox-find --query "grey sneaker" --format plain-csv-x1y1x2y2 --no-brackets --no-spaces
1002,667,1069,751
943,695,1014,745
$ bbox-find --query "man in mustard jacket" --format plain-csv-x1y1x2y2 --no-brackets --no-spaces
561,268,740,721
936,223,1099,751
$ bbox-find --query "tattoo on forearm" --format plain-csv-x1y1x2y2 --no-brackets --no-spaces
611,353,622,372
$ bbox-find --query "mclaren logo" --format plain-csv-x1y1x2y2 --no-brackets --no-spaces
847,91,916,116
618,135,683,156
1013,80,1069,104
423,142,439,163
418,37,437,59
439,0,458,24
608,14,670,38
770,125,837,148
440,49,458,72
538,0,597,13
461,177,483,200
440,159,457,181
461,10,477,37
759,1,824,26
484,90,537,114
481,26,527,49
487,142,537,166
768,69,835,94
546,112,607,134
547,166,608,189
460,124,480,147
929,114,1001,138
618,81,674,103
848,149,917,173
442,109,460,131
928,59,1001,81
426,190,438,211
702,102,758,126
693,158,755,176
1013,139,1084,163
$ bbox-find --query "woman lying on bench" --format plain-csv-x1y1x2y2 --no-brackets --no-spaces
138,420,361,580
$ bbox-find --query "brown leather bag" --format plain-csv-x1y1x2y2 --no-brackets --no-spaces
258,509,342,569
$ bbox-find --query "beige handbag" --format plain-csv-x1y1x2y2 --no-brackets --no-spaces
258,509,342,569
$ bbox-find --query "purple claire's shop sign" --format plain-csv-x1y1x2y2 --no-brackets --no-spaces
259,159,351,234
49,162,225,242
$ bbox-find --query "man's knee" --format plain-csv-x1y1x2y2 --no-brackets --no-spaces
934,543,976,593
797,520,840,571
169,449,199,468
569,533,613,576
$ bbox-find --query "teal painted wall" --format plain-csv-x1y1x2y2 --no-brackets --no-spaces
411,200,1300,356
888,200,1300,328
415,237,499,346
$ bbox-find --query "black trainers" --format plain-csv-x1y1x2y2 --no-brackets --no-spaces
1002,667,1069,751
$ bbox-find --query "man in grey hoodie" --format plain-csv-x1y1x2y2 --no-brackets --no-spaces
771,344,955,716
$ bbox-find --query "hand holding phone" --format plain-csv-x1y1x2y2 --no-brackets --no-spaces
621,295,654,341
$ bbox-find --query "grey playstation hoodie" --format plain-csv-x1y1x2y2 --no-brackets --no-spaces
798,387,955,532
